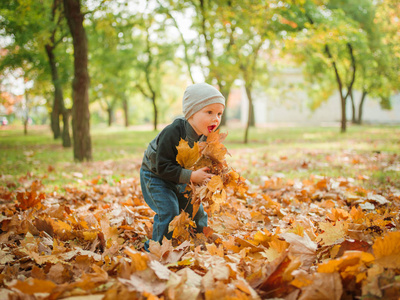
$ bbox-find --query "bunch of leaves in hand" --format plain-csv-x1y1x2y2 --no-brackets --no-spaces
176,130,247,216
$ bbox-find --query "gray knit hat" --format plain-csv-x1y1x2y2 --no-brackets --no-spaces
182,83,225,119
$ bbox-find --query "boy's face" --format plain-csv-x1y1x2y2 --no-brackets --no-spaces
189,103,224,136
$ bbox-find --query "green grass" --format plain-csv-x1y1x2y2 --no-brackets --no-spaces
1,124,399,191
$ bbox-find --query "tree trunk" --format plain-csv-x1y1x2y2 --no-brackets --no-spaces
107,107,113,127
244,84,253,144
45,44,68,142
62,108,72,147
219,82,232,127
64,0,92,161
123,95,129,127
340,94,346,133
325,45,347,133
249,101,255,127
357,90,367,125
349,91,356,124
50,94,61,139
23,93,29,135
152,95,158,131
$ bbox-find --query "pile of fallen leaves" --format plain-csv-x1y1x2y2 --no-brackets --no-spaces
0,131,399,299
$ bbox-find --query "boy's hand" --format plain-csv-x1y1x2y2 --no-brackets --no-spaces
190,167,212,184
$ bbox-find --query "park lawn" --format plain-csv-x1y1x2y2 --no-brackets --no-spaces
0,123,399,191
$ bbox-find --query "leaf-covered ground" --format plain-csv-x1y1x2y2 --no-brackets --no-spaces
0,132,399,300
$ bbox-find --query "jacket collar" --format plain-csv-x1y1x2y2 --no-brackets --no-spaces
183,117,202,146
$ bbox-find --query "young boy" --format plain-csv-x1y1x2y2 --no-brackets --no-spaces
140,82,225,251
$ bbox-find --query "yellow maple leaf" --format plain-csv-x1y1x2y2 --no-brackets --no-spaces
261,236,289,262
207,175,224,192
252,230,272,247
372,231,400,269
317,221,348,246
176,138,200,169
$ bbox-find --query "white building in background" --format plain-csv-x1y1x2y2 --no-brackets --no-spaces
238,68,400,125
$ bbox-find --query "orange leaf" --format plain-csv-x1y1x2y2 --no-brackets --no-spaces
327,208,349,221
318,251,374,274
16,181,45,210
198,130,228,163
349,206,365,223
11,278,56,295
168,211,195,241
372,231,400,269
124,247,149,271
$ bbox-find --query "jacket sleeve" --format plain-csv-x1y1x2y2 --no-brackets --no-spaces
155,122,192,184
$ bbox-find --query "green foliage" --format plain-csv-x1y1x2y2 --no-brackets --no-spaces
284,0,399,116
0,0,73,121
1,0,398,142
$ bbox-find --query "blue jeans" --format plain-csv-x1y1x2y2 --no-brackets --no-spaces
140,168,208,251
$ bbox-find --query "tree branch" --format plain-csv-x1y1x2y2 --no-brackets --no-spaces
324,44,343,97
156,0,195,83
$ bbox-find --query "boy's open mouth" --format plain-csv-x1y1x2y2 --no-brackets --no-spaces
208,125,216,132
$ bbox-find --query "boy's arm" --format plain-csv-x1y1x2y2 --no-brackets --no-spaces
156,123,191,184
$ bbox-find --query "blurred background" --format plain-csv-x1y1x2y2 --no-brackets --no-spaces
1,0,399,159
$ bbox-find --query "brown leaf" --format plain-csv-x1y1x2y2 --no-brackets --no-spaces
280,232,317,270
166,267,201,300
298,272,343,300
257,253,296,298
31,265,46,280
0,249,14,265
335,239,372,258
149,238,190,264
47,263,72,284
119,273,167,295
